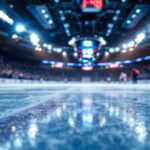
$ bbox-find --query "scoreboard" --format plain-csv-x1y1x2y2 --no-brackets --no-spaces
82,0,103,13
77,39,98,69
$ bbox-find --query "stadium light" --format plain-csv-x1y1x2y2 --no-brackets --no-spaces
56,48,62,53
128,41,135,47
43,43,48,48
136,9,141,14
122,44,127,49
135,32,145,43
41,9,46,14
30,33,40,45
47,44,52,50
0,10,14,25
109,48,115,53
68,37,77,46
115,47,120,52
73,52,78,57
12,34,18,39
62,51,67,56
48,20,53,24
126,20,131,24
98,37,107,45
16,24,25,33
105,52,109,56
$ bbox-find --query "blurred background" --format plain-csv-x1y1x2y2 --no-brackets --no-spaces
0,0,150,83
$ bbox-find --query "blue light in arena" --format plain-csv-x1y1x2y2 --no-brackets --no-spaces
136,8,141,13
144,56,150,60
16,24,25,33
42,60,50,64
0,10,14,25
30,33,40,45
41,56,150,67
82,40,93,47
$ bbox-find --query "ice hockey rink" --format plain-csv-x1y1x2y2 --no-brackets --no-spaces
0,83,150,150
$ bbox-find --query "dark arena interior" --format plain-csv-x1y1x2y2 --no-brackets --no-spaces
0,0,150,150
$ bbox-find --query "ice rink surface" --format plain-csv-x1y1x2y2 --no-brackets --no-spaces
0,83,150,150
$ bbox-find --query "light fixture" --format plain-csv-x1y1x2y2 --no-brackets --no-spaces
47,44,52,50
35,46,42,51
16,24,25,33
56,48,62,53
41,9,46,14
131,14,136,19
135,32,145,43
62,51,67,56
68,37,77,45
48,20,53,24
115,47,120,52
0,10,14,25
105,52,109,56
44,14,49,19
122,44,127,49
30,33,40,45
98,37,107,45
73,52,78,57
136,9,141,14
43,43,48,48
127,20,131,24
12,34,18,39
128,41,135,47
109,48,115,53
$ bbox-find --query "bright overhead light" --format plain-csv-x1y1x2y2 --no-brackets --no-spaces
16,24,25,33
96,52,100,57
12,34,18,39
113,16,118,21
105,52,109,56
128,41,135,47
48,20,53,24
136,9,141,14
62,51,67,56
41,9,46,14
56,48,62,53
121,0,126,3
109,48,115,53
83,40,93,47
131,14,136,19
135,32,145,43
43,43,48,48
35,46,42,51
30,33,40,45
115,47,120,52
68,37,77,45
73,52,78,57
122,44,127,49
127,20,131,24
44,14,49,19
47,44,52,50
98,37,107,45
0,10,14,25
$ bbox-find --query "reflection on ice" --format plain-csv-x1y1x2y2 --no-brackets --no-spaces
28,122,38,145
0,85,150,150
14,137,22,149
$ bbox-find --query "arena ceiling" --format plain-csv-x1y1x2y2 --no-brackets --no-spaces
0,0,150,63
